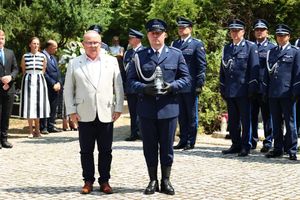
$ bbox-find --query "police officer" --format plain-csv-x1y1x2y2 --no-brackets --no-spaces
172,17,207,150
127,19,190,195
264,24,300,160
123,28,144,141
220,19,260,157
88,25,109,51
251,19,275,152
294,38,300,138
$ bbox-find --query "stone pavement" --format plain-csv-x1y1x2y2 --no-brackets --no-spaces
1,115,300,200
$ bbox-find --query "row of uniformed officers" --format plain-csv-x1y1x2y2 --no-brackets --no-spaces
122,17,300,195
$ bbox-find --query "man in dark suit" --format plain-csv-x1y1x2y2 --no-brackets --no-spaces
127,19,190,195
251,19,276,152
123,28,144,141
220,19,260,157
40,40,62,133
0,30,18,149
294,38,300,138
263,24,300,160
172,17,207,150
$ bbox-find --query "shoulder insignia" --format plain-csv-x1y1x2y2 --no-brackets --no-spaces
169,46,181,52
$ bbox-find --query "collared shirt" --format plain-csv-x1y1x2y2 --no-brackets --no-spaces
133,43,142,52
233,38,243,46
85,53,101,87
180,35,191,43
151,45,164,57
256,38,267,46
279,42,290,51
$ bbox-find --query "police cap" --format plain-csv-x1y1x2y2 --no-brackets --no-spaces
228,19,245,30
88,25,103,34
176,16,193,27
275,24,292,35
145,19,167,32
253,19,269,30
129,28,144,39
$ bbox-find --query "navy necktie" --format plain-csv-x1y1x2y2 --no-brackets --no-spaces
155,51,160,59
50,55,55,65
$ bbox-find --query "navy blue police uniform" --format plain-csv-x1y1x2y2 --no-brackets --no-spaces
251,19,275,152
123,28,145,141
171,17,207,150
88,25,109,51
127,19,190,195
294,38,300,138
220,19,260,156
263,25,300,160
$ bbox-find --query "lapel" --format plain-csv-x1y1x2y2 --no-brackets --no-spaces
96,55,106,91
48,56,58,71
149,48,158,63
278,43,290,59
79,55,97,89
157,46,168,65
232,39,245,56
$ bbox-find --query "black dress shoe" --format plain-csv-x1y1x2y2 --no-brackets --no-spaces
289,153,297,161
160,179,175,195
265,150,283,158
222,146,241,154
173,143,186,149
48,128,61,133
125,135,139,141
260,146,271,153
238,148,249,157
144,180,159,195
183,144,194,151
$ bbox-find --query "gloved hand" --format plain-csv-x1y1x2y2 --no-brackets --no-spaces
143,83,156,96
161,82,172,95
195,87,202,95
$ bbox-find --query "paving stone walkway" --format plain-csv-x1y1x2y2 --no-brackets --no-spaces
0,115,300,199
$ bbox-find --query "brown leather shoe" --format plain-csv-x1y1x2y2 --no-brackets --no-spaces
100,182,113,194
81,182,93,194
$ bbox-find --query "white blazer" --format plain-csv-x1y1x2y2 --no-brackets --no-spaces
64,53,124,122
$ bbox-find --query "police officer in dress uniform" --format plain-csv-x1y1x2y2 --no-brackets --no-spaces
123,28,144,141
220,19,260,157
294,38,300,138
172,17,207,150
251,19,275,152
127,19,190,195
88,25,109,51
264,24,300,160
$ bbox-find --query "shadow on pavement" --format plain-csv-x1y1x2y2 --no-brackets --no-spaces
20,136,78,144
4,186,143,195
174,145,300,165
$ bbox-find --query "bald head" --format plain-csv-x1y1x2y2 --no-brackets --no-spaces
83,30,102,60
84,30,101,43
45,39,58,55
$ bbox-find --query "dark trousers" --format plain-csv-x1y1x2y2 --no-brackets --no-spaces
78,116,113,184
0,92,14,137
40,90,59,131
140,116,177,167
227,97,252,150
296,101,300,135
178,92,198,146
251,95,273,147
269,98,298,154
127,93,139,137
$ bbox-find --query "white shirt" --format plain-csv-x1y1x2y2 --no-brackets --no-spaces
85,54,101,87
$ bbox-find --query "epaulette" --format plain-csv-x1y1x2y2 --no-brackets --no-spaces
169,46,182,52
192,38,203,43
245,40,255,45
291,45,299,50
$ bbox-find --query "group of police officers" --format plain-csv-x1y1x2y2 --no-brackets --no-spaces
115,17,300,195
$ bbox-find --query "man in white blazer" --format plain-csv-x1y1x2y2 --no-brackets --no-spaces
64,30,124,195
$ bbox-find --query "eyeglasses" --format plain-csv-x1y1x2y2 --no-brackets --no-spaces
84,41,100,47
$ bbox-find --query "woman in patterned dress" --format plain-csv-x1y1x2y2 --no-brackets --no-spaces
20,37,50,138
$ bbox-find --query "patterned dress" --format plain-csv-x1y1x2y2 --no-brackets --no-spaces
20,52,50,119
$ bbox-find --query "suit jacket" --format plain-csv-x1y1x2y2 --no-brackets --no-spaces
263,44,300,98
171,36,207,93
42,50,62,93
0,48,18,94
127,45,190,119
64,53,124,122
219,39,260,98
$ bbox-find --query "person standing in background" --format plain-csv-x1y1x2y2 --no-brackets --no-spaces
172,17,207,150
123,28,144,141
250,19,275,153
20,37,50,138
0,30,18,148
40,40,62,134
